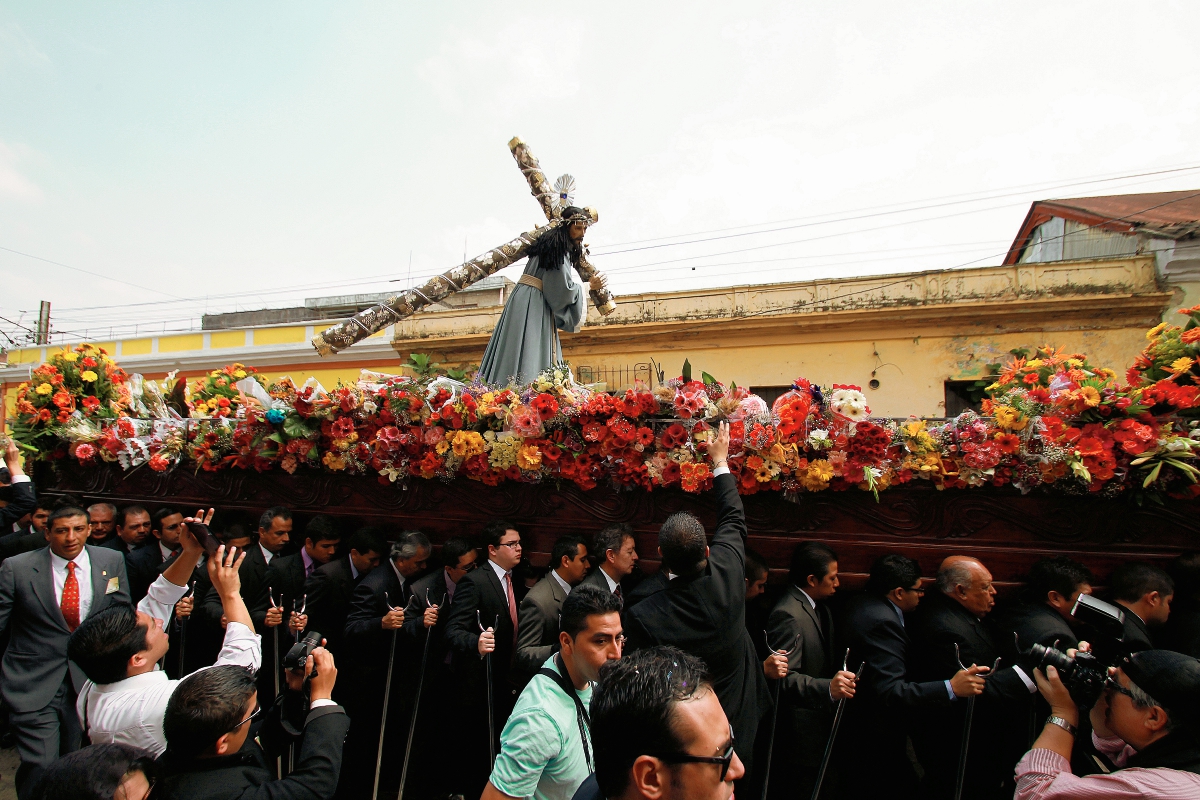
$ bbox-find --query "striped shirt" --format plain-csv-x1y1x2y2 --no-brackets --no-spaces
1015,732,1200,799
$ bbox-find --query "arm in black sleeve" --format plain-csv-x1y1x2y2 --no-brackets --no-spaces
0,481,35,531
705,472,747,615
443,577,482,657
249,705,350,800
344,579,386,642
857,618,950,712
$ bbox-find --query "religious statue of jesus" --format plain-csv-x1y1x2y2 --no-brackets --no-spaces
477,205,594,386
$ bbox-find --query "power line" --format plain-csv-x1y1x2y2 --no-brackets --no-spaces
0,246,184,300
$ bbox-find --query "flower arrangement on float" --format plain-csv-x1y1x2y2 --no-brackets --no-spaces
9,312,1200,503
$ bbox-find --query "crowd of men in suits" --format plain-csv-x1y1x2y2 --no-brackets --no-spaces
3,429,1200,799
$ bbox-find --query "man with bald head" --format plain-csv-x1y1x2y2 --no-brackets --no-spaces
908,556,1037,800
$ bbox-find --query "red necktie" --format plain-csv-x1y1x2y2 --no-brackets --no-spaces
504,572,518,644
62,561,81,632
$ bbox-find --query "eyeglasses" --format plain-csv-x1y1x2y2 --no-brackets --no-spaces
1104,676,1135,700
498,540,522,550
651,726,736,781
458,561,479,572
229,703,264,733
905,586,926,596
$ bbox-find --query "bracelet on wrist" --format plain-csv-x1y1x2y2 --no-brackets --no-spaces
1045,715,1077,737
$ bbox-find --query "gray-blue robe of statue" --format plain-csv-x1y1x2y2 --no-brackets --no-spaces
478,254,587,386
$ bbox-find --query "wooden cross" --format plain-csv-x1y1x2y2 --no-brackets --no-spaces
311,138,615,357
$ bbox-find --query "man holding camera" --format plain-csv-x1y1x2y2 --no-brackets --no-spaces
1019,649,1200,796
153,648,348,799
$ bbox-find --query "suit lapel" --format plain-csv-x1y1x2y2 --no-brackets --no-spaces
89,548,112,611
30,548,69,632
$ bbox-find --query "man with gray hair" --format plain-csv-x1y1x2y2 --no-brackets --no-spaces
86,503,118,545
909,555,1038,800
341,530,437,797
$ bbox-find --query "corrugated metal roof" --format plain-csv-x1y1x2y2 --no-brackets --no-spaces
1044,190,1200,229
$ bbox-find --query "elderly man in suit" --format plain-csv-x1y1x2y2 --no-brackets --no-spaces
515,534,589,680
341,530,434,798
304,526,383,655
765,542,857,799
581,523,638,601
0,505,131,796
623,423,770,784
909,555,1038,800
446,519,530,798
86,502,118,545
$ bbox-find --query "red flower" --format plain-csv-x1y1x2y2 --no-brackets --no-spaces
531,393,560,421
331,417,355,438
660,423,689,449
1023,373,1040,386
994,433,1020,455
636,427,654,446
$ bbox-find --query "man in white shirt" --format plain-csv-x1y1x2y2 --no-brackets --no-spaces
69,515,261,756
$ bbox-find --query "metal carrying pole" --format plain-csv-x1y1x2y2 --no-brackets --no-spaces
479,611,500,769
176,580,195,679
397,590,444,800
373,591,402,800
952,644,1001,800
759,632,800,800
810,651,866,800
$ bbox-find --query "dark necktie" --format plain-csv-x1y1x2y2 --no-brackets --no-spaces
614,584,623,602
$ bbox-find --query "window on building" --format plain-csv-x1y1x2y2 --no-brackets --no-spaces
751,386,792,410
944,380,990,417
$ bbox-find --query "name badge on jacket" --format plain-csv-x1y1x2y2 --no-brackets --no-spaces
106,576,120,594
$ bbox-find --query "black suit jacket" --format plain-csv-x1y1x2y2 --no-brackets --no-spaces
0,480,35,533
304,556,363,654
100,536,137,558
407,570,454,665
0,529,45,564
624,473,768,774
201,544,269,631
1119,604,1156,651
908,591,1033,799
126,541,167,603
625,570,668,609
344,562,420,680
445,561,525,700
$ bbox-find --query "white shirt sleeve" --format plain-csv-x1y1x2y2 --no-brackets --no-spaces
9,475,29,484
215,621,262,672
137,574,189,624
713,465,731,477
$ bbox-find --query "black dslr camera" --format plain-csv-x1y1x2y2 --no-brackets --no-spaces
1018,594,1128,708
283,631,323,672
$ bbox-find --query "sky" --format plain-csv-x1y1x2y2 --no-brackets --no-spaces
2,1,1199,347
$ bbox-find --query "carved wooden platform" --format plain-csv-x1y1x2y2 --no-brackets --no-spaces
45,463,1200,592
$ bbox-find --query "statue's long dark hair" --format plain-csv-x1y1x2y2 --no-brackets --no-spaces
527,206,585,271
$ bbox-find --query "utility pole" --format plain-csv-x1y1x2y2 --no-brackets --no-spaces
35,301,50,345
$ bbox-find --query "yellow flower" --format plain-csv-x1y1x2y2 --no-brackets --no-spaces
435,439,450,455
1147,323,1168,340
993,405,1027,431
452,434,469,458
322,451,347,471
807,459,835,482
60,352,79,363
81,370,99,382
516,444,542,470
1025,359,1044,369
755,465,773,483
1077,386,1101,408
234,370,246,379
1171,357,1194,374
35,383,53,396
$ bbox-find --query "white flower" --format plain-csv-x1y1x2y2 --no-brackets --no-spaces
807,429,831,449
1165,438,1192,453
830,389,870,421
362,400,378,415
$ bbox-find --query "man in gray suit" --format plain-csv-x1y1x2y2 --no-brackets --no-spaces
581,523,638,601
0,504,131,796
765,542,857,800
514,534,590,679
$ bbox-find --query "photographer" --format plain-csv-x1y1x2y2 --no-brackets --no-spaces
152,648,348,800
1019,650,1200,796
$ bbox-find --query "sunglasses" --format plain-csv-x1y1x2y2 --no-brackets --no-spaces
652,726,736,781
229,703,264,733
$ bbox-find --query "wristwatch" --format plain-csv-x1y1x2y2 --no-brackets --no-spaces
1045,715,1077,737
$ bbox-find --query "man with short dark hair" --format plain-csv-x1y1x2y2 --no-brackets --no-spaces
71,533,259,756
624,424,768,783
446,519,530,796
837,554,986,799
1110,561,1175,651
341,530,435,798
582,524,638,600
86,503,117,545
486,585,623,800
0,496,55,563
304,526,383,655
1017,649,1200,795
910,556,1039,799
153,650,349,800
516,534,590,678
0,505,130,795
581,646,744,800
1001,556,1094,655
126,507,185,603
764,542,857,799
102,506,151,558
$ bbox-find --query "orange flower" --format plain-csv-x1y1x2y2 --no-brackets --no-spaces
1182,328,1200,344
994,433,1020,454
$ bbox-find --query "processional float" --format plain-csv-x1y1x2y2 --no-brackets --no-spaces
310,138,616,357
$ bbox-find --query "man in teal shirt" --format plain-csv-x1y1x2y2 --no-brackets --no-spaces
484,585,624,800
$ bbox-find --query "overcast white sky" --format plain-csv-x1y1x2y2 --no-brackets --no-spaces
2,1,1199,345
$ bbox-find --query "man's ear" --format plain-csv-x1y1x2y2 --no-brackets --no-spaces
559,630,573,653
631,755,668,800
1145,591,1161,608
1145,705,1170,733
128,652,149,672
213,731,235,756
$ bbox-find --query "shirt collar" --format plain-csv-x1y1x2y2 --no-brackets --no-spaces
599,566,618,593
390,559,407,589
95,669,169,692
797,587,817,609
300,548,314,574
50,547,91,573
259,542,275,564
550,570,572,596
488,558,509,582
349,559,359,581
444,569,457,600
159,542,174,562
886,598,906,627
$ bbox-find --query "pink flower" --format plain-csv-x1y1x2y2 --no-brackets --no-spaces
510,405,545,438
75,443,96,461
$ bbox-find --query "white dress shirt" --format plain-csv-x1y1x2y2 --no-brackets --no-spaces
77,575,262,756
550,569,572,596
598,567,619,594
50,548,94,622
259,542,275,565
158,542,174,562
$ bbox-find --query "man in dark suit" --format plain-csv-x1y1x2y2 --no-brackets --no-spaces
1110,561,1174,651
256,515,341,644
764,542,857,799
0,441,36,535
85,502,117,545
996,556,1093,666
446,519,529,797
909,556,1038,800
515,534,589,679
623,423,769,784
0,496,53,564
581,523,638,601
126,507,184,603
304,526,383,655
836,555,986,799
341,530,434,798
0,505,131,796
100,505,151,558
153,652,349,800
